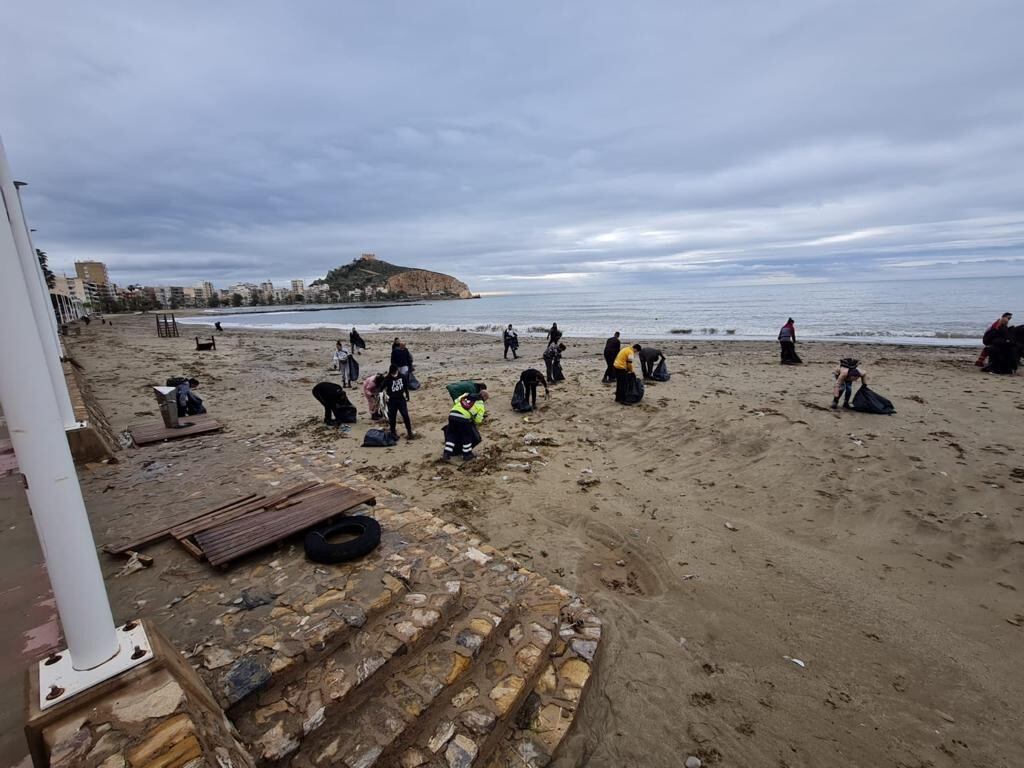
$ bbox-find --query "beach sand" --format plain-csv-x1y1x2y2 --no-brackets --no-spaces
69,315,1023,767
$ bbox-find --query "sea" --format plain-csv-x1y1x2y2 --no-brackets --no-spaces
177,277,1019,347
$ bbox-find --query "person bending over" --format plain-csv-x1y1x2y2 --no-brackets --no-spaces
543,342,566,383
613,344,641,403
312,382,353,425
443,390,488,461
363,374,385,421
639,346,665,380
832,358,868,409
383,365,416,440
519,368,549,409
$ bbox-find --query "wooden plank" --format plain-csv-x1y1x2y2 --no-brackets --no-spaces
195,487,376,566
178,538,204,561
201,491,374,559
128,414,222,446
173,481,322,538
103,492,260,555
191,485,346,546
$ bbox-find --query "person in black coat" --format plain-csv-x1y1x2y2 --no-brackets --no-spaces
639,347,665,380
602,332,621,383
390,342,414,393
519,368,549,409
312,382,353,425
382,365,416,439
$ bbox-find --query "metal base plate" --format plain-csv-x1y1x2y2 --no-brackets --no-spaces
38,621,153,710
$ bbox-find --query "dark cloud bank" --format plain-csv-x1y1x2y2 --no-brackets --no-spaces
3,1,1023,291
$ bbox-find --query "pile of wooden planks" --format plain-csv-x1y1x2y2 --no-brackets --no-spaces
128,413,223,446
104,481,376,567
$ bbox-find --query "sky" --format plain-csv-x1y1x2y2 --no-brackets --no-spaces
3,1,1023,292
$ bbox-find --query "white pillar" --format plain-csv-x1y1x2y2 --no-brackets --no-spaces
0,136,79,429
0,153,117,671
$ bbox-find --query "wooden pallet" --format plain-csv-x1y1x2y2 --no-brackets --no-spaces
104,481,375,568
128,414,222,446
195,485,376,567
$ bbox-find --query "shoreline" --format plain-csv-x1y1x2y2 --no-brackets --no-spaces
172,314,982,348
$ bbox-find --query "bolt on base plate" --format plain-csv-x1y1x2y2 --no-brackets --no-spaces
38,621,153,710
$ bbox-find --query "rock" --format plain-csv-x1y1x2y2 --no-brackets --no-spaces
444,734,479,768
446,652,472,684
571,638,598,661
258,722,300,761
241,588,276,609
201,646,236,670
428,720,456,753
455,630,484,654
515,644,543,673
559,658,592,687
451,683,479,708
490,675,526,715
465,547,493,565
224,656,271,705
401,748,429,768
686,757,703,768
460,706,497,735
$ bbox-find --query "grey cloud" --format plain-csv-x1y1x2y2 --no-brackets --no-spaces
3,0,1023,289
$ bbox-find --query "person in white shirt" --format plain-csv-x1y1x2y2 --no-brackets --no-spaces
332,341,352,387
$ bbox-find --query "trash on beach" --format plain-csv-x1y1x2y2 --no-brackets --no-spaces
724,522,738,531
783,655,807,668
681,574,698,581
115,550,153,577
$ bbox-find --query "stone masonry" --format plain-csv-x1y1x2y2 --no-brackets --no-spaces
75,426,602,768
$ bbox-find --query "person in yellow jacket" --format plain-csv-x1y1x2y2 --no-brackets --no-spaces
442,390,489,461
613,343,642,403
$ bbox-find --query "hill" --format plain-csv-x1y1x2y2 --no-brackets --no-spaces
312,255,472,299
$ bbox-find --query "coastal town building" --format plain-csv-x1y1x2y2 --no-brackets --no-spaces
74,260,109,286
290,279,304,295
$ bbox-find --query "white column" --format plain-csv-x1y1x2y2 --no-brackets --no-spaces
0,171,118,671
0,136,79,429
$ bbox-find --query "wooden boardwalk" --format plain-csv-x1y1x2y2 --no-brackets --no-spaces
128,413,222,446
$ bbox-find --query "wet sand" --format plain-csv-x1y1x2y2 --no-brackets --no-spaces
70,315,1024,767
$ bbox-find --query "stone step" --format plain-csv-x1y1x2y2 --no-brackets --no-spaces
225,507,475,762
290,594,517,768
397,576,570,768
194,503,454,711
483,597,603,768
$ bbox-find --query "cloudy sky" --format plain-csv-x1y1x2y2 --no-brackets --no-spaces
3,1,1023,292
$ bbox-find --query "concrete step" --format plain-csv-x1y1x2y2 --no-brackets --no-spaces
396,576,568,768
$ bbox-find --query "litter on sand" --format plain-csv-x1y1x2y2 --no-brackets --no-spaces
783,655,807,668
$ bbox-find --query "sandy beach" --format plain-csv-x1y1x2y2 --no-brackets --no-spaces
66,315,1024,767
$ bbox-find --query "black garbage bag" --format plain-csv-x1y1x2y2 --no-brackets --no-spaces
336,404,358,423
407,371,422,391
651,360,671,382
362,428,398,447
622,373,645,405
511,381,533,412
551,360,565,382
851,386,896,415
987,339,1020,374
347,356,360,382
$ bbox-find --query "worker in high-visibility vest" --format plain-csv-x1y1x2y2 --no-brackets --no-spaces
442,390,489,461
